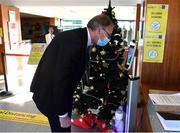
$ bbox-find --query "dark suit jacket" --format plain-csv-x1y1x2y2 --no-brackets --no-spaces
30,28,88,116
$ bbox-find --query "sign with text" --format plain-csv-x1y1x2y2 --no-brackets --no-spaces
28,43,45,65
143,4,168,63
0,109,48,126
8,10,16,22
8,22,18,43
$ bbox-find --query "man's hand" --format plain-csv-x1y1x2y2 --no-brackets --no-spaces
59,115,71,128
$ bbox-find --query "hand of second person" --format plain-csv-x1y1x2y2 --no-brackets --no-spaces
59,115,71,128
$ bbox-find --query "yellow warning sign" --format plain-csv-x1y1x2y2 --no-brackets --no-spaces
143,4,169,63
28,43,45,65
0,109,49,126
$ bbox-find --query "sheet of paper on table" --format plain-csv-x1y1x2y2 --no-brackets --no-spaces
156,112,180,131
149,93,180,106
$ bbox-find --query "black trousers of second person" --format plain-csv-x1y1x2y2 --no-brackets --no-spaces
47,114,71,132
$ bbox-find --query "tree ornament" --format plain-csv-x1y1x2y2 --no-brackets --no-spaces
119,73,124,78
100,50,106,56
75,98,79,102
90,86,94,90
73,108,79,115
79,118,83,122
91,47,97,52
96,55,99,60
114,50,118,55
102,62,108,68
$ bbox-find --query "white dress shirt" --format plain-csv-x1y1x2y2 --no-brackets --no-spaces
45,33,55,45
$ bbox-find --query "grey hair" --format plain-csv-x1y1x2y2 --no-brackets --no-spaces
87,14,113,31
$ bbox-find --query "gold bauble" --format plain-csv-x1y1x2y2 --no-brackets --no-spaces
91,47,97,52
120,73,124,77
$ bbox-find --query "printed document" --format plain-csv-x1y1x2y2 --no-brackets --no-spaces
149,93,180,105
156,112,180,131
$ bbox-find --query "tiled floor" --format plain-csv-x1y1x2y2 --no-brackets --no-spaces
0,44,100,132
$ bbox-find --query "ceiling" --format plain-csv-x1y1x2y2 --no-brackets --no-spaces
0,0,142,19
1,0,141,6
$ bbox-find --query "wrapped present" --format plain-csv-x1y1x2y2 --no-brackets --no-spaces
72,113,112,132
95,119,109,132
71,113,95,129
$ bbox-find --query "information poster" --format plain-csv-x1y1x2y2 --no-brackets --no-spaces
143,4,168,63
8,10,16,22
8,22,18,43
28,43,45,65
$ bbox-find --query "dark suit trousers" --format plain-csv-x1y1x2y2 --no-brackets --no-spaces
47,114,71,132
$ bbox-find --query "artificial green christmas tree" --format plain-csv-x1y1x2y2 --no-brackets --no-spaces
72,0,128,130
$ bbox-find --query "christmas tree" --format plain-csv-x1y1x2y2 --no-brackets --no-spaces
72,0,129,129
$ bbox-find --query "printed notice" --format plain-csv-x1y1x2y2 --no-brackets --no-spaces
149,93,180,105
143,4,169,63
28,43,45,65
0,109,48,126
156,112,180,131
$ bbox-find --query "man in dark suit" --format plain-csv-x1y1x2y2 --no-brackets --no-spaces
30,14,113,132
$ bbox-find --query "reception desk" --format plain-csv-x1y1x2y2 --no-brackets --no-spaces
139,85,180,132
147,97,167,132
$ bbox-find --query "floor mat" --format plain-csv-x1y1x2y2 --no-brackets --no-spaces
0,109,49,126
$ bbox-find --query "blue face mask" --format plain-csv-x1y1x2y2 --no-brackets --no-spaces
97,37,109,46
